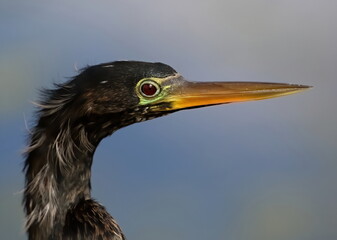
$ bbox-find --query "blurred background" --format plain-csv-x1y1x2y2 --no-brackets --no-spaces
1,0,336,239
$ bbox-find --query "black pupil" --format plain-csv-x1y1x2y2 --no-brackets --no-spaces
141,83,157,96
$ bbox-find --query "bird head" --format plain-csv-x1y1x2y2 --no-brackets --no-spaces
40,61,310,141
75,60,309,117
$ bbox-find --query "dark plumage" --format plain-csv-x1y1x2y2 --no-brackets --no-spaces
24,61,310,239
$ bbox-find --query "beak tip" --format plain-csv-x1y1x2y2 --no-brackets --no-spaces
295,84,313,91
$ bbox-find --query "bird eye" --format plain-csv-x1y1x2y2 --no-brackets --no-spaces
139,80,160,97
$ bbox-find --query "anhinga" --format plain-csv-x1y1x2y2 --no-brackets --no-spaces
24,61,310,239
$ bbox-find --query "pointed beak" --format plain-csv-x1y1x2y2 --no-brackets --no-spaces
158,81,311,111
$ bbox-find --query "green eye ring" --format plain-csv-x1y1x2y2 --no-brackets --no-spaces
139,80,161,98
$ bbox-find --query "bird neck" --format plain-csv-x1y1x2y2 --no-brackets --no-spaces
23,115,107,238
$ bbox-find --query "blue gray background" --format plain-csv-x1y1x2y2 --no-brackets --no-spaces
1,1,336,239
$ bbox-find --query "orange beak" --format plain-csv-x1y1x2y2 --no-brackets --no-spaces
158,81,311,111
